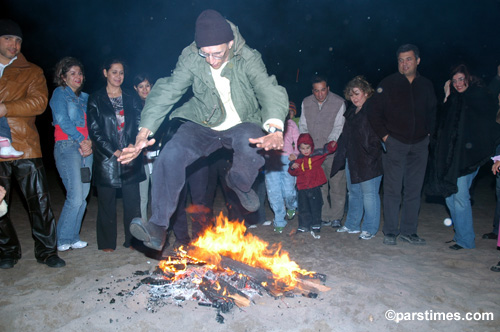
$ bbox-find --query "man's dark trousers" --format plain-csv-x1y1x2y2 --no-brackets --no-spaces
0,158,57,261
382,136,429,235
150,121,265,228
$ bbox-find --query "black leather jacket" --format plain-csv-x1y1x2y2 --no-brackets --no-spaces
87,87,145,188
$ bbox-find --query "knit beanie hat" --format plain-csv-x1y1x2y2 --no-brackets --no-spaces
297,133,314,151
0,19,22,39
195,9,233,48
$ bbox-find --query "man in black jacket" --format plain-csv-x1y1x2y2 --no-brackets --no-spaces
368,44,437,246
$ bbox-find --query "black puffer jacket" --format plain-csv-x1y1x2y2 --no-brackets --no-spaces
87,87,145,188
331,99,383,183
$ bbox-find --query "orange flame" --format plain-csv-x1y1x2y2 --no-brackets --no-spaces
190,212,314,288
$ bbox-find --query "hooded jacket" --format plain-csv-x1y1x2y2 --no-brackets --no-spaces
289,133,337,190
0,53,48,160
139,21,288,134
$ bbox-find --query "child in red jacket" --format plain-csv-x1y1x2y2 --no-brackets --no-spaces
288,133,337,234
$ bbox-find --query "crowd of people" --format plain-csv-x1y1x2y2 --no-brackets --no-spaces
1,10,500,272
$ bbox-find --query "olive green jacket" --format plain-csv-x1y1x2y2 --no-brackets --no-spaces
140,21,288,134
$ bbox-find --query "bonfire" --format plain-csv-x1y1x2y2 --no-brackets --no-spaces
143,212,329,322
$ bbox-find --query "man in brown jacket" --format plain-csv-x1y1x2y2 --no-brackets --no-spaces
0,19,65,269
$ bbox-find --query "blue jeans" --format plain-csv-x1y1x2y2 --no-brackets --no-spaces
344,160,382,234
445,168,479,249
265,154,297,227
54,140,93,246
0,117,11,140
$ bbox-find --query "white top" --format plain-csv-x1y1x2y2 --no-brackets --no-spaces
0,200,8,217
210,63,242,131
0,56,16,78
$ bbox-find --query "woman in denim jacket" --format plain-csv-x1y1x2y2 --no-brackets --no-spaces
50,57,93,252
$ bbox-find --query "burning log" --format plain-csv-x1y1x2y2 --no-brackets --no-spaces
199,277,235,313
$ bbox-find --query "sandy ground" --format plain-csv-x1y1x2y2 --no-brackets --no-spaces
0,165,499,332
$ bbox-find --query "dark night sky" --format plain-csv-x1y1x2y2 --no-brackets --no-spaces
2,0,500,105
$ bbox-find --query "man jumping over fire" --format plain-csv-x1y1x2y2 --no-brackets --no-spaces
118,9,288,250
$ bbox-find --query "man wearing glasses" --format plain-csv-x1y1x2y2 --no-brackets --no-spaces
119,9,288,251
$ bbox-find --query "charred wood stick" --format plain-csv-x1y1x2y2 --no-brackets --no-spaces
293,278,331,293
199,278,234,313
295,272,327,283
219,256,274,284
216,279,252,307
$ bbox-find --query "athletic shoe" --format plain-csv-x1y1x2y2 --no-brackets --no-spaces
336,225,360,234
274,227,284,233
71,241,88,249
57,244,71,252
286,209,296,220
321,220,332,226
296,226,308,234
331,219,342,228
0,146,23,158
359,231,375,240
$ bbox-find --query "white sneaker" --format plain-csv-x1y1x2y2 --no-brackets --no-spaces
0,146,23,158
71,241,88,249
263,220,272,226
57,244,71,252
336,225,360,233
359,231,375,240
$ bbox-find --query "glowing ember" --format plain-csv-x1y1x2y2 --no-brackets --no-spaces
179,212,316,289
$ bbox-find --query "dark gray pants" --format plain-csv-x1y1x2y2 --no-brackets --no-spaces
150,121,265,228
382,136,429,235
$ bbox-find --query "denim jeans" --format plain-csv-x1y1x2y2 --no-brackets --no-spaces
265,154,297,227
343,160,382,235
0,117,11,140
445,168,479,249
54,140,93,246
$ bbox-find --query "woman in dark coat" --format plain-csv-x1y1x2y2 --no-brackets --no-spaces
428,64,500,250
87,59,145,251
331,76,383,240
